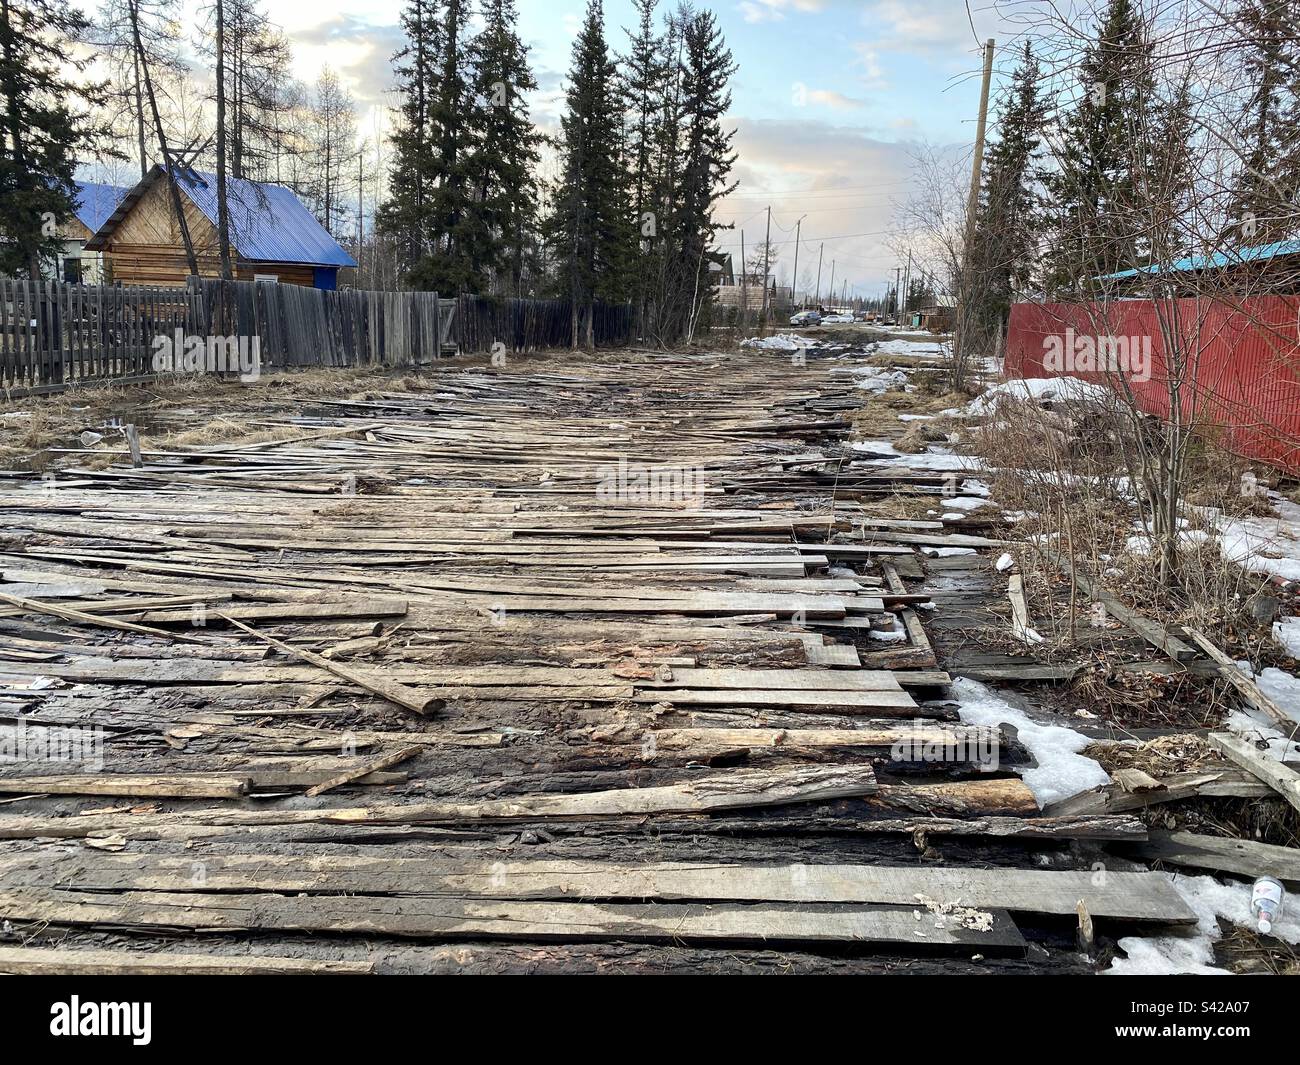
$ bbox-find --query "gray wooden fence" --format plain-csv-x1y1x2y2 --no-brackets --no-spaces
1,276,635,394
0,277,455,393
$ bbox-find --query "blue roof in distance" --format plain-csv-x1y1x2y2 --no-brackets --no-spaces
73,181,130,234
1100,239,1300,281
174,169,357,269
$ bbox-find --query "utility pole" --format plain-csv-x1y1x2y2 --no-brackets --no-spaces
965,39,996,240
740,230,748,332
955,37,996,377
894,266,901,316
902,249,913,321
814,243,823,308
791,215,806,310
827,259,836,310
760,206,772,330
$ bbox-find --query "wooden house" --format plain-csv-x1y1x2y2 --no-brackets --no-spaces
51,181,129,284
86,165,357,289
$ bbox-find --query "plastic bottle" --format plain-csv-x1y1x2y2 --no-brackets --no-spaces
1251,876,1284,934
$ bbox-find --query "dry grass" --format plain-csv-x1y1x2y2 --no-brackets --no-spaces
969,391,1289,655
1085,733,1218,775
0,363,467,469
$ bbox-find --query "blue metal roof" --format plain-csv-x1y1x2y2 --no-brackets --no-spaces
73,181,129,233
175,169,357,269
1101,239,1300,281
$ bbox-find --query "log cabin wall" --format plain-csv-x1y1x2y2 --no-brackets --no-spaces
100,179,316,289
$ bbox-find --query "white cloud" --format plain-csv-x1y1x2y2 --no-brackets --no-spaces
738,0,825,24
859,0,986,54
806,89,866,109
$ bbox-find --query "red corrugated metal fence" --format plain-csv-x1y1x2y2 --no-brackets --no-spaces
1005,298,1300,474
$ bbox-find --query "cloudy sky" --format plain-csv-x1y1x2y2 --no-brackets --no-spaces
172,0,1015,296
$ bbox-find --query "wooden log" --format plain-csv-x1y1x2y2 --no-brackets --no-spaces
872,778,1039,817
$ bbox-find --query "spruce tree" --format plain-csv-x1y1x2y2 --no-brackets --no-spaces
972,41,1047,332
421,0,479,293
380,0,441,283
1225,0,1300,243
660,6,736,341
549,0,635,345
1042,0,1155,291
0,0,106,279
468,0,540,296
619,0,669,332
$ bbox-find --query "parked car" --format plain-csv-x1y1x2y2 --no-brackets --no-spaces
789,310,821,326
820,313,854,324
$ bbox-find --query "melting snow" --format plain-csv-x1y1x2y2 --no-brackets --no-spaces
740,333,812,351
951,677,1109,806
965,376,1112,415
1274,617,1300,658
1212,496,1300,582
1109,873,1300,975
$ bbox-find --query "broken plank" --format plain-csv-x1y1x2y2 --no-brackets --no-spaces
221,615,442,717
1207,731,1300,814
1135,830,1300,884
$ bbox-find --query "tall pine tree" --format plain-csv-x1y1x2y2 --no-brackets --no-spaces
549,0,635,345
1042,0,1155,291
972,42,1047,333
468,0,541,296
0,0,106,279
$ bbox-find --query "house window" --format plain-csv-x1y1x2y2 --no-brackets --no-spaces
254,274,279,284
62,257,83,284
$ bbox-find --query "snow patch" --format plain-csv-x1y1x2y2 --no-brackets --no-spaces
1274,617,1300,658
740,333,811,351
1109,873,1300,975
965,376,1112,415
951,677,1109,806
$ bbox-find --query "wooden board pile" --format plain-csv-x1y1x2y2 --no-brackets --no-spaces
0,350,1196,974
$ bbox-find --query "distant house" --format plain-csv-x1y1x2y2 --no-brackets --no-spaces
914,294,957,332
86,164,357,289
51,181,129,284
1097,239,1300,295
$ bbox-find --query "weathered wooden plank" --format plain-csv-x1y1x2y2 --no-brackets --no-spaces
0,772,250,799
634,688,917,711
0,946,375,976
1207,731,1300,814
646,667,902,691
1136,830,1300,884
0,887,1026,949
0,854,1192,922
0,764,879,838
